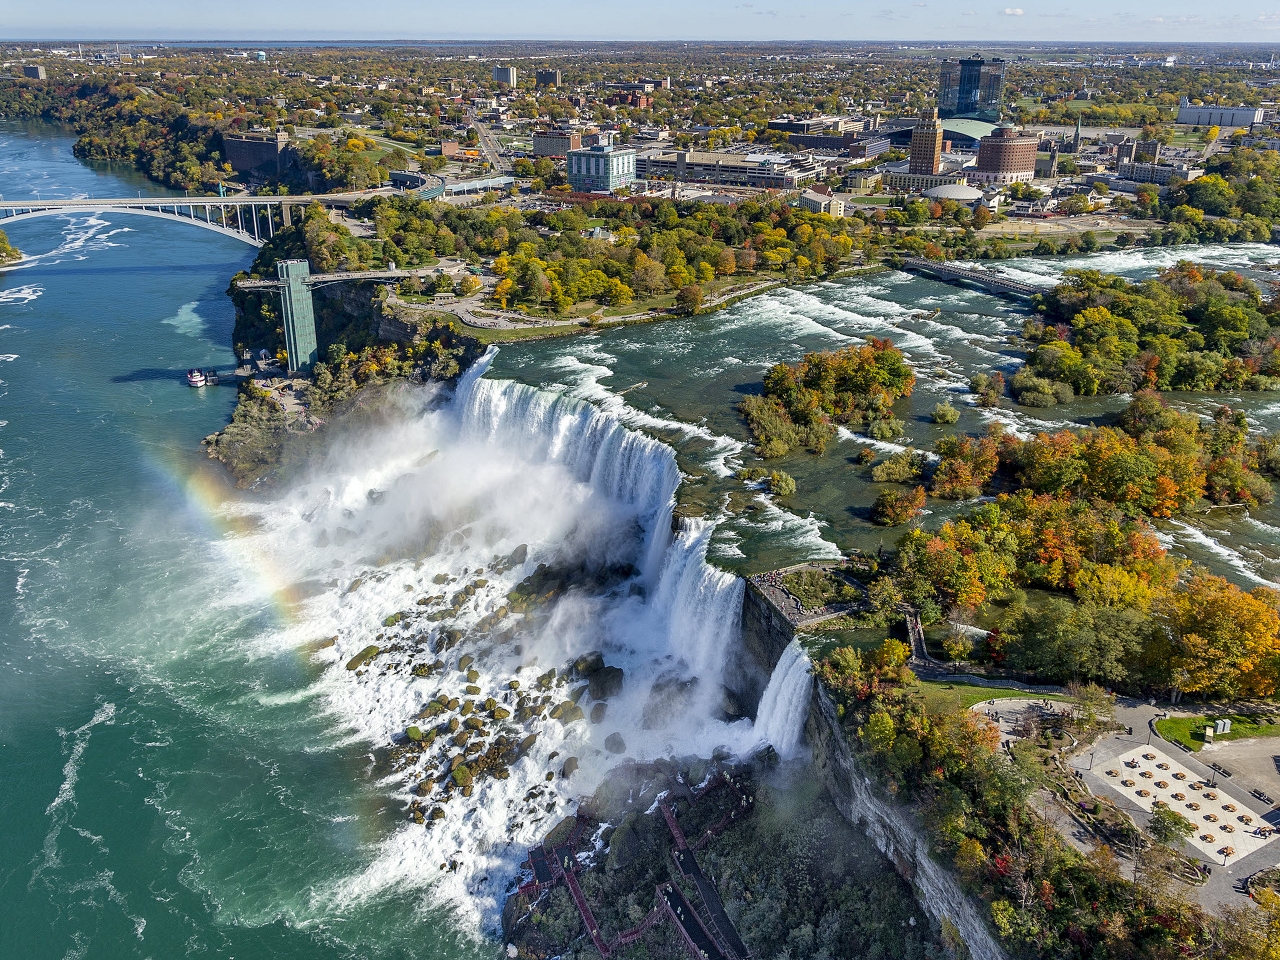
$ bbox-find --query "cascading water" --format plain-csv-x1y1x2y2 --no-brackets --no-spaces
232,350,754,932
754,638,813,759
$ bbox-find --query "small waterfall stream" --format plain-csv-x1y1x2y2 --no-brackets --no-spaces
754,638,813,758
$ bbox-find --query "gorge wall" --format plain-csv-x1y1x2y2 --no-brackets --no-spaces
736,582,1009,960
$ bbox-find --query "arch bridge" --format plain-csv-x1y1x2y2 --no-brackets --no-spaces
0,196,332,247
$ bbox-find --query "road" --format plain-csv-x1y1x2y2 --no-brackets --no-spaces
468,115,511,174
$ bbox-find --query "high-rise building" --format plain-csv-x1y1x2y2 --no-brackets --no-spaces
535,69,562,87
277,260,318,374
938,56,1005,122
492,65,518,87
566,141,637,193
909,108,944,176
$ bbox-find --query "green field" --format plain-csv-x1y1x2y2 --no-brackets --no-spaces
1155,714,1280,752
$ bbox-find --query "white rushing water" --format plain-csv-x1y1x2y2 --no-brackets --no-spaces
225,350,763,932
754,638,813,759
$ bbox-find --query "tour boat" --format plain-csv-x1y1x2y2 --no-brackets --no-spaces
186,369,206,387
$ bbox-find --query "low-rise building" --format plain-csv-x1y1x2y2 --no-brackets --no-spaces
22,65,46,80
796,186,845,216
883,170,970,192
635,149,822,189
843,171,883,194
1177,97,1263,127
1116,160,1203,185
532,130,582,157
567,142,637,193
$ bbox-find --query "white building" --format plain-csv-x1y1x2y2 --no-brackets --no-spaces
796,188,845,216
1176,98,1263,128
492,66,518,87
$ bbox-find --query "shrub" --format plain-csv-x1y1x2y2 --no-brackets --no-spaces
867,417,906,440
768,471,796,496
872,485,926,525
932,401,961,424
871,449,925,483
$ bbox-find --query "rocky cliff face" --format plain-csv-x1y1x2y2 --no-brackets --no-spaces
730,582,794,718
806,684,1008,960
734,582,1008,960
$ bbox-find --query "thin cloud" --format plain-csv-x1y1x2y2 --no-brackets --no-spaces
1003,7,1024,14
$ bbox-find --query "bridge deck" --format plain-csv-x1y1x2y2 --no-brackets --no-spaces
900,256,1042,297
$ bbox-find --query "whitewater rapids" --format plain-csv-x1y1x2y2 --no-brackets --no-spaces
222,348,786,932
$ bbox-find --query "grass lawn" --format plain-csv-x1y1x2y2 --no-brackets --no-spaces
1155,713,1280,751
916,679,1069,712
466,323,587,344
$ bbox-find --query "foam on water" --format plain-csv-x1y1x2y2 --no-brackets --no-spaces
0,284,42,304
1167,520,1277,587
220,359,769,932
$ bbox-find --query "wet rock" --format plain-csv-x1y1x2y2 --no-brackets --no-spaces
590,702,607,724
573,651,605,678
641,674,698,729
545,771,555,781
466,669,480,683
588,666,624,701
492,707,511,721
605,733,626,754
507,544,529,566
458,654,474,671
561,757,579,778
429,807,445,821
519,734,538,755
558,703,585,725
345,645,380,671
465,684,481,695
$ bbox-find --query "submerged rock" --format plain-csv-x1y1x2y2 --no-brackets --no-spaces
605,733,626,754
589,666,625,701
590,702,607,724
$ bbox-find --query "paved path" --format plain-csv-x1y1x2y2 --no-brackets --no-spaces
1068,699,1280,913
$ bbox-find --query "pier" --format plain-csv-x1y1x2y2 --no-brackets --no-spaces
900,256,1043,299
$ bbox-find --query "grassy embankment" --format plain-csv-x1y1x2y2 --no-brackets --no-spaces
1156,713,1280,751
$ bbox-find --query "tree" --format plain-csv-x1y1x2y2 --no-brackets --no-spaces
863,710,896,753
1147,802,1195,846
972,205,991,229
1161,573,1280,698
677,284,704,314
716,248,737,275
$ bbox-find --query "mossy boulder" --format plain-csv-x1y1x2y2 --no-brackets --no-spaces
406,725,424,741
452,764,473,788
345,645,380,670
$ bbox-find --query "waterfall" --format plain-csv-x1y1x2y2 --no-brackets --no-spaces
650,518,746,683
755,638,813,759
454,349,681,583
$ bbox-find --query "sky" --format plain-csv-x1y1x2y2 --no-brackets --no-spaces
6,0,1280,43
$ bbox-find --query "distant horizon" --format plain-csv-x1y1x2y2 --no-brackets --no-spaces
7,0,1280,46
7,38,1280,48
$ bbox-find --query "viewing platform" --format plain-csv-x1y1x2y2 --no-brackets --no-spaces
900,256,1043,298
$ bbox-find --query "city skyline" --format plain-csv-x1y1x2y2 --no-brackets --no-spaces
7,0,1280,43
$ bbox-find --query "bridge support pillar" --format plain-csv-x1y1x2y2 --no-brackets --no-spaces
281,202,291,227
